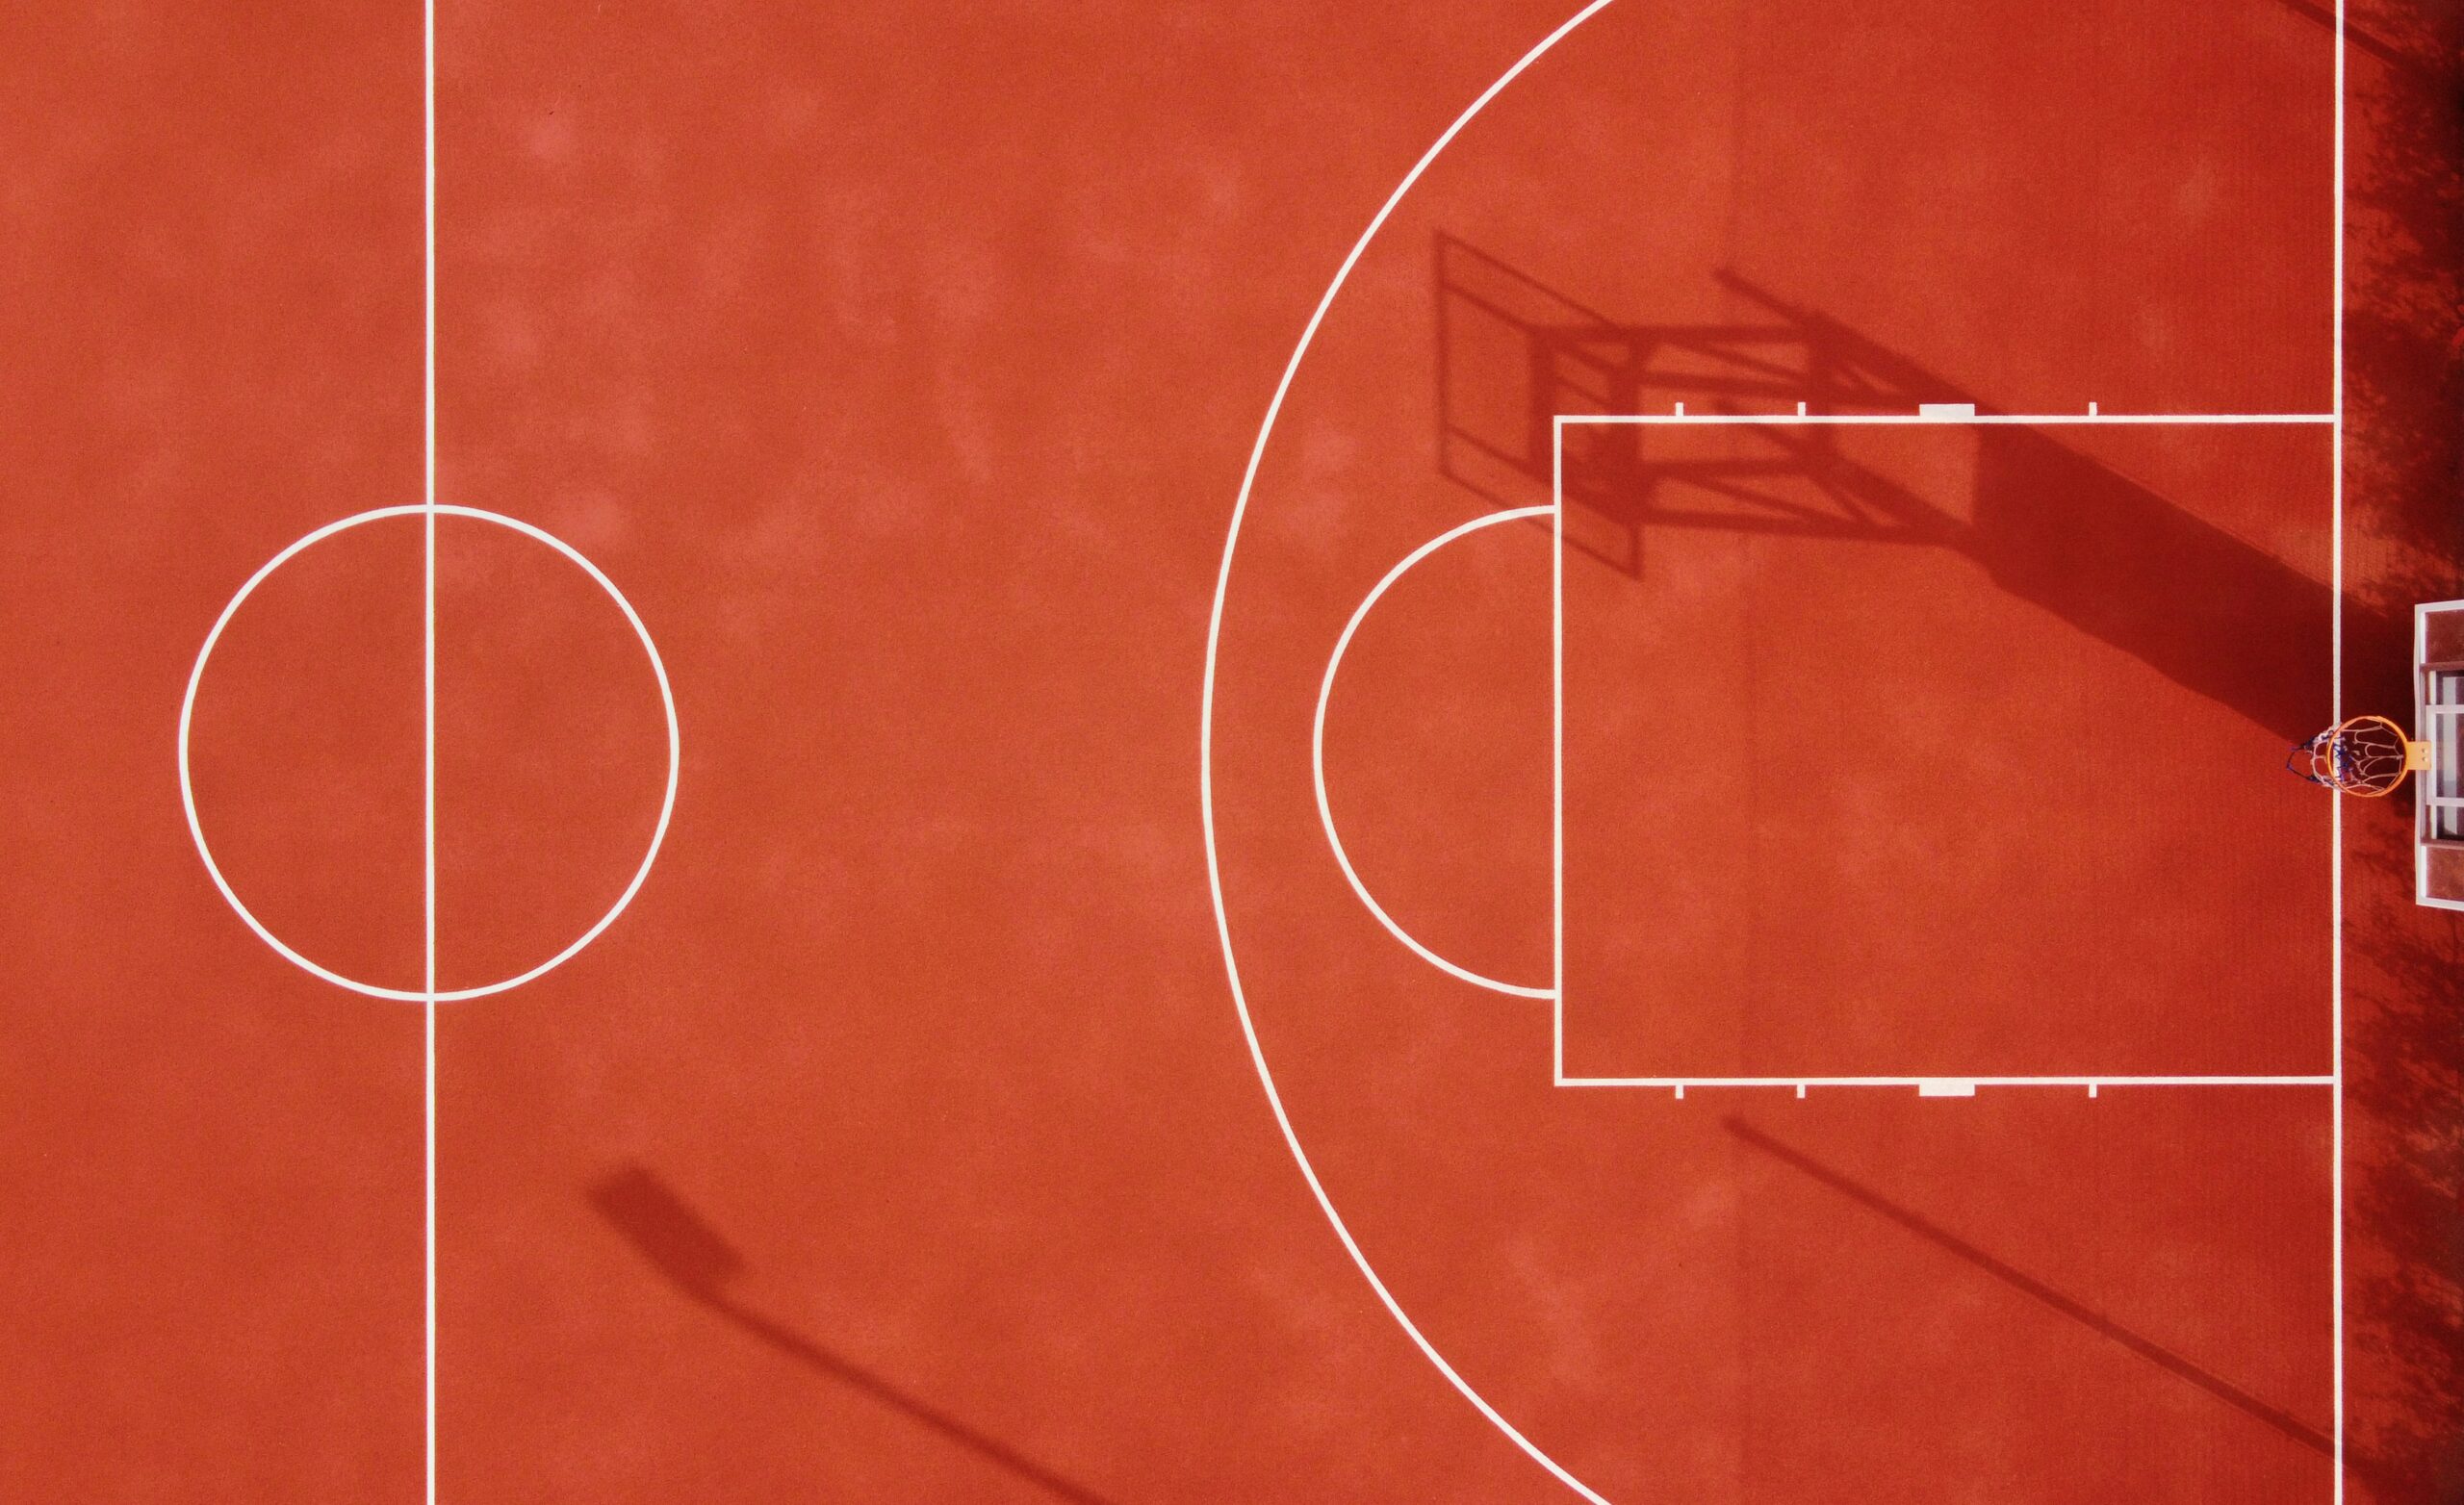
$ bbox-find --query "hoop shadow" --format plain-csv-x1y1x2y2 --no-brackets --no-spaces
1434,233,2375,746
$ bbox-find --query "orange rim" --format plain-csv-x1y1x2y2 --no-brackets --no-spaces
2323,714,2419,798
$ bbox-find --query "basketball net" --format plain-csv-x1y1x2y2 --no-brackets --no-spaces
2288,715,2431,797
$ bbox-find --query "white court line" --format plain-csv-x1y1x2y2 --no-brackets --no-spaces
1553,407,1566,1082
2330,1,2348,1498
1199,4,1622,1501
1572,411,2334,425
423,0,438,1497
1557,1075,2338,1091
1313,505,1556,1000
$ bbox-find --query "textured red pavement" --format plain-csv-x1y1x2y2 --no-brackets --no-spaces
1,2,2455,1502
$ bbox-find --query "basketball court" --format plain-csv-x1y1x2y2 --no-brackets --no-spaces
4,2,2458,1502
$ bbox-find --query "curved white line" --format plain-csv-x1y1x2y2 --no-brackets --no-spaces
1198,4,1619,1503
179,503,681,1004
1314,505,1556,999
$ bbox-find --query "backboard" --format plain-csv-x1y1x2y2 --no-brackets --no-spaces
2416,599,2464,907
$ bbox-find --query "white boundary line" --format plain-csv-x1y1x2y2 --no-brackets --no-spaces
1200,5,1621,1500
1557,1075,2338,1091
422,1,438,1496
1313,505,1556,1000
2330,2,2347,1497
1573,411,2335,426
1551,411,2343,1095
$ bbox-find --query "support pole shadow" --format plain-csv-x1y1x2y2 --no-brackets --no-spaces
589,1163,1129,1505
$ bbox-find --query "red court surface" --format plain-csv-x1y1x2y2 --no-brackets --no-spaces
3,3,2458,1503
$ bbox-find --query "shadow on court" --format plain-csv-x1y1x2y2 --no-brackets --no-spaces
1433,234,2374,747
1435,226,2464,1492
2341,853,2464,1503
1724,1115,2335,1457
588,1164,1128,1505
2335,10,2464,1498
2267,0,2451,90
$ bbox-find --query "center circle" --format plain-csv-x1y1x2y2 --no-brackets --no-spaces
177,504,680,1003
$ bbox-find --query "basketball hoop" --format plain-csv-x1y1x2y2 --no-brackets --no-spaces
2288,715,2430,797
